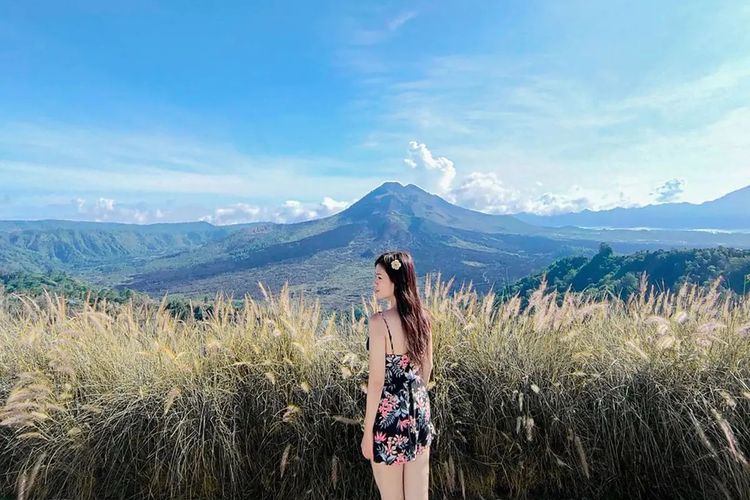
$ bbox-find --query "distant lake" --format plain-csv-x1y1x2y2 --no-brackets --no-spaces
579,226,750,234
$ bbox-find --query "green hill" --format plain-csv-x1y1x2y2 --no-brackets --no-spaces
0,269,140,304
503,243,750,304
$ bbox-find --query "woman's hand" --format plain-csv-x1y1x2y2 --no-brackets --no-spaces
361,431,373,461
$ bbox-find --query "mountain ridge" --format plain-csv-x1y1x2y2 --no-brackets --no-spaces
513,184,750,231
1,181,750,311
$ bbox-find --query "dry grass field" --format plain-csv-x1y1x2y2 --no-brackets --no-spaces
1,273,749,499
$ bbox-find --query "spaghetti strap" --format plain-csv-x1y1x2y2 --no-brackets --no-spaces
380,312,395,354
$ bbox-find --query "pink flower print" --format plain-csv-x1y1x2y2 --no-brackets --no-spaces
395,453,408,464
399,355,409,369
398,417,411,431
377,394,398,418
374,431,387,444
385,438,396,456
377,402,392,418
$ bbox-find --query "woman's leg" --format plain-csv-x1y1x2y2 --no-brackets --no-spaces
371,460,405,500
403,447,430,500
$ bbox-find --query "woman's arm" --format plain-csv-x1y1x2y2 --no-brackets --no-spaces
363,313,386,436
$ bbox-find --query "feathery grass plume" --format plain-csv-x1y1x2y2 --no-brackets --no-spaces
16,451,47,500
524,416,535,442
718,390,737,409
332,415,359,425
690,410,717,456
282,404,301,423
163,386,181,415
330,454,338,487
280,443,291,478
573,433,590,479
711,408,749,466
0,371,56,429
458,466,466,499
655,335,677,350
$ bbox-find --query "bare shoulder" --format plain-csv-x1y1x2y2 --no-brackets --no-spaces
367,313,387,356
367,311,383,324
367,312,386,336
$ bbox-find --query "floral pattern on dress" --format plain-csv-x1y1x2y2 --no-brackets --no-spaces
372,352,437,465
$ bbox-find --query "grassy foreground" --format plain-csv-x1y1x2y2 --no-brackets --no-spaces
0,274,749,499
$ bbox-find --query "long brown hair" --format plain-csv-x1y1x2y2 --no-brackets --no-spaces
374,250,432,367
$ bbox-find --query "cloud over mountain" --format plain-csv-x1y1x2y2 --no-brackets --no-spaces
652,178,686,203
199,196,355,225
72,197,165,224
403,141,623,216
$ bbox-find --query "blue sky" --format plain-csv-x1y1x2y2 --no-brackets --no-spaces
1,0,749,224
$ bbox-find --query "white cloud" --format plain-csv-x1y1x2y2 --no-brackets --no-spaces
335,9,418,76
386,11,418,32
404,140,456,194
321,196,351,212
530,192,592,215
63,194,355,225
651,178,686,203
199,196,356,225
279,200,316,222
446,172,521,213
347,10,418,46
615,58,750,115
446,171,600,216
403,141,646,215
97,197,115,212
71,197,164,224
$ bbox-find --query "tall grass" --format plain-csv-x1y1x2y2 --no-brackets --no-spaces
0,273,749,499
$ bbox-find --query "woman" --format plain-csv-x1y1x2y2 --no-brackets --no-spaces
361,250,437,500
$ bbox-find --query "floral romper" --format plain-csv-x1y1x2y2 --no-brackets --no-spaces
366,312,437,465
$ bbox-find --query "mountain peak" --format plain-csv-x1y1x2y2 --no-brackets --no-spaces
342,181,418,221
367,181,438,199
369,181,420,195
337,180,534,234
374,180,405,192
